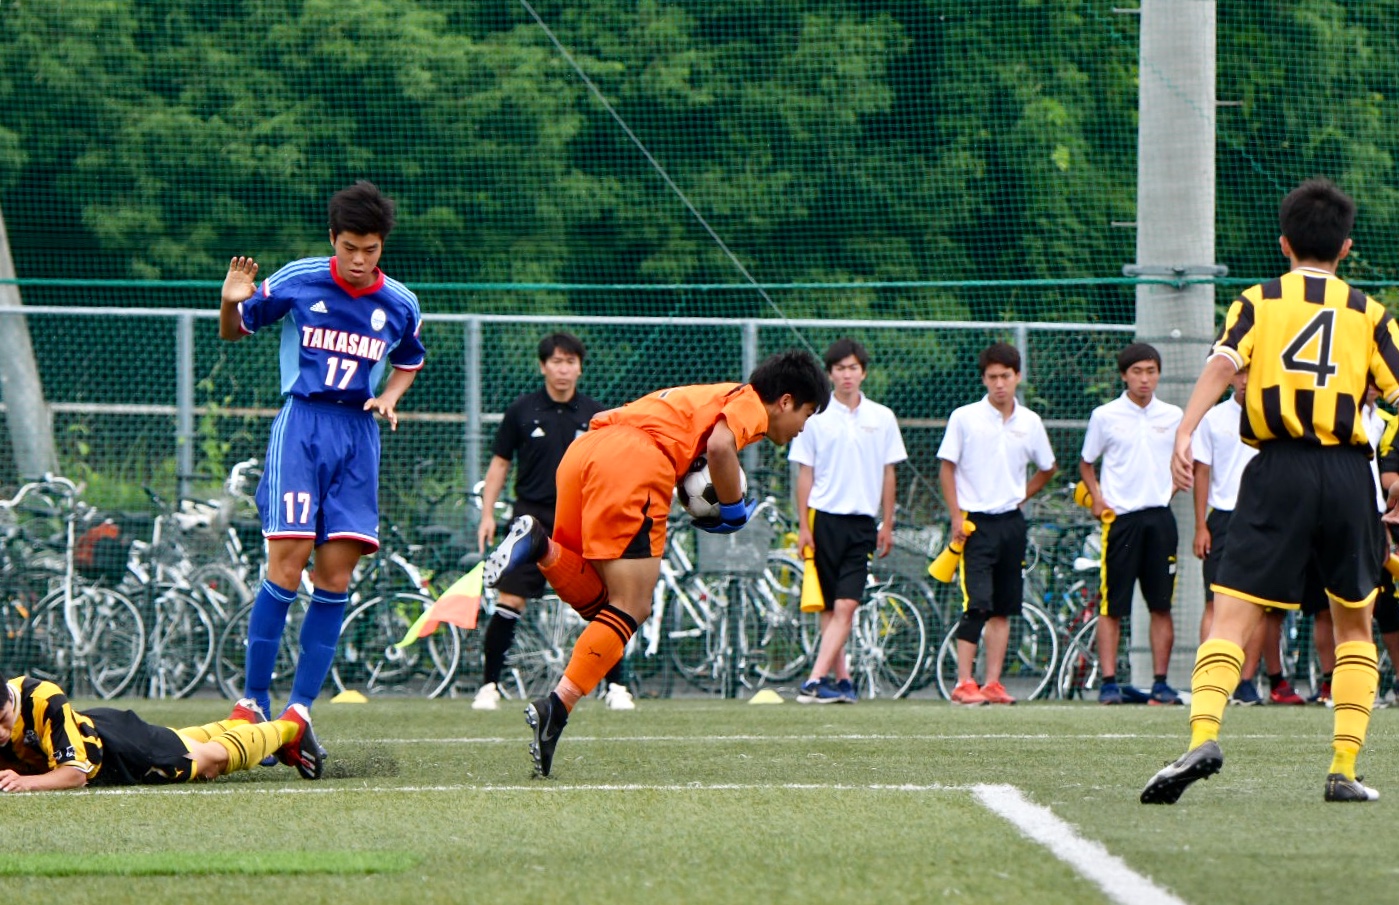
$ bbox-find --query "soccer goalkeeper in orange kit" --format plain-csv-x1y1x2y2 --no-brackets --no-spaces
483,350,830,777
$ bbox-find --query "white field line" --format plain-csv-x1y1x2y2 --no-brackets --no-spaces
81,782,957,797
345,732,1287,745
973,784,1188,905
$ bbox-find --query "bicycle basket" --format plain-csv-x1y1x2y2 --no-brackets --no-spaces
692,516,774,574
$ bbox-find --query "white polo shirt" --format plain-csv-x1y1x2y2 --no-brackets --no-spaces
1192,395,1256,512
788,393,907,517
1080,393,1182,514
1364,403,1387,513
937,397,1056,514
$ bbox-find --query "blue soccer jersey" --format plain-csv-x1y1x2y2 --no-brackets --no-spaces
238,256,426,404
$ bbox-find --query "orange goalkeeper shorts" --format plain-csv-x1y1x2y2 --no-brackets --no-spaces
553,425,672,561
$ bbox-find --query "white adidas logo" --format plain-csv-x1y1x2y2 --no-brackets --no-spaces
310,300,328,314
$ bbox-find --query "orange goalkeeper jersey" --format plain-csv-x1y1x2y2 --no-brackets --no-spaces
589,383,770,476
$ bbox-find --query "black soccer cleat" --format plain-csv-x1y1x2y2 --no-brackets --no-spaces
1324,773,1379,802
484,516,551,588
525,692,569,778
276,703,325,780
1140,740,1223,804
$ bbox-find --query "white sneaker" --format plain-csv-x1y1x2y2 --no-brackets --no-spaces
472,682,502,711
604,683,636,711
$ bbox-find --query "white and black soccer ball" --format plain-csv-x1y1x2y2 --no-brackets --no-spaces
676,457,747,521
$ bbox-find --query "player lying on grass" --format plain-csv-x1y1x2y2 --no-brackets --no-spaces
0,675,322,791
483,350,830,777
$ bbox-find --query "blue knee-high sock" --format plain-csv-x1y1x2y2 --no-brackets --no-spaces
289,587,350,710
244,579,299,718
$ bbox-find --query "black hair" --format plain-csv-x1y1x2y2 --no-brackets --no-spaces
328,181,397,238
749,350,831,414
978,342,1021,374
1279,178,1355,263
822,338,869,372
1117,342,1162,374
538,332,586,364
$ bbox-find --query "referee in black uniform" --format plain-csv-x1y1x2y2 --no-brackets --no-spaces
472,334,633,711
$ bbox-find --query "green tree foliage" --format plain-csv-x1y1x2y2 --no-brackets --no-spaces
0,0,1395,314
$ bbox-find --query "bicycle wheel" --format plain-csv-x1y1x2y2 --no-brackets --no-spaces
213,599,301,701
743,557,813,685
144,586,216,699
502,596,584,699
666,575,724,694
188,562,253,622
851,590,926,699
332,592,461,698
1055,616,1131,701
79,586,146,699
936,602,1058,702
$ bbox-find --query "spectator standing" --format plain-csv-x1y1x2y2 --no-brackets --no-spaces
937,343,1057,705
1078,343,1184,706
790,339,907,704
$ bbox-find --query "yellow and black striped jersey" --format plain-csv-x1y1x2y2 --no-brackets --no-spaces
1212,268,1399,449
0,676,101,777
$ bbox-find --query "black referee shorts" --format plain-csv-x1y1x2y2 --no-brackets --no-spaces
960,509,1026,618
85,708,195,786
1100,506,1177,619
1214,441,1385,609
494,499,554,600
812,510,877,609
1202,508,1231,603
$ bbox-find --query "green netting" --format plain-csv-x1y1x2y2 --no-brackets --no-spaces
1,0,1398,521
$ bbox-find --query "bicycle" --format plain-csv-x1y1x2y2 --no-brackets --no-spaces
934,597,1059,702
13,476,146,699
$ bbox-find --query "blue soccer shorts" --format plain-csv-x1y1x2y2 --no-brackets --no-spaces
256,398,381,552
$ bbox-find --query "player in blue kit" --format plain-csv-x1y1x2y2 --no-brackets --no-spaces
218,181,425,774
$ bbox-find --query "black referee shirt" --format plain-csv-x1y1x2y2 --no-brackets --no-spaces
492,389,605,506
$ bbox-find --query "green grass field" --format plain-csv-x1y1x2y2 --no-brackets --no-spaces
5,697,1398,904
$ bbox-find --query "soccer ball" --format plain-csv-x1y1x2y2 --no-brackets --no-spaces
676,457,747,521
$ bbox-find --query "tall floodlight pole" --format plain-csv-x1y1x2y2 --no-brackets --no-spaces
0,206,58,480
1128,0,1219,686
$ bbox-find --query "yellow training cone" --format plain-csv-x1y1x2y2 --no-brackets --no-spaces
331,689,369,704
748,689,784,705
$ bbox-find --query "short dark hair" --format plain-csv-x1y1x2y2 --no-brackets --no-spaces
823,338,869,372
749,350,830,414
328,181,397,238
538,332,586,364
1118,342,1162,374
978,342,1021,374
1279,178,1355,263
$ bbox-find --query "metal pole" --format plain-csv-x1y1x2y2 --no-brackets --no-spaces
465,317,483,494
741,320,759,478
1132,0,1217,685
175,312,194,501
1014,322,1029,403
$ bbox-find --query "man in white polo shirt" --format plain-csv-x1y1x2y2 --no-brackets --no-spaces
791,338,907,704
937,342,1057,705
1079,343,1184,705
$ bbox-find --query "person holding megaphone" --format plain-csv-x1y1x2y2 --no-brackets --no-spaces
936,343,1057,706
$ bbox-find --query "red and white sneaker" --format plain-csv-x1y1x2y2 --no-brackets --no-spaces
275,703,324,780
229,697,267,724
1269,680,1305,706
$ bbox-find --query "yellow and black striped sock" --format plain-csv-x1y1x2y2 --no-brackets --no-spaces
1188,638,1244,750
212,721,296,775
177,720,243,743
1330,640,1378,780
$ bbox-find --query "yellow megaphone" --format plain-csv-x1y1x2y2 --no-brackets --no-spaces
800,546,825,613
928,520,976,583
1385,552,1399,580
1072,482,1116,524
799,510,825,612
